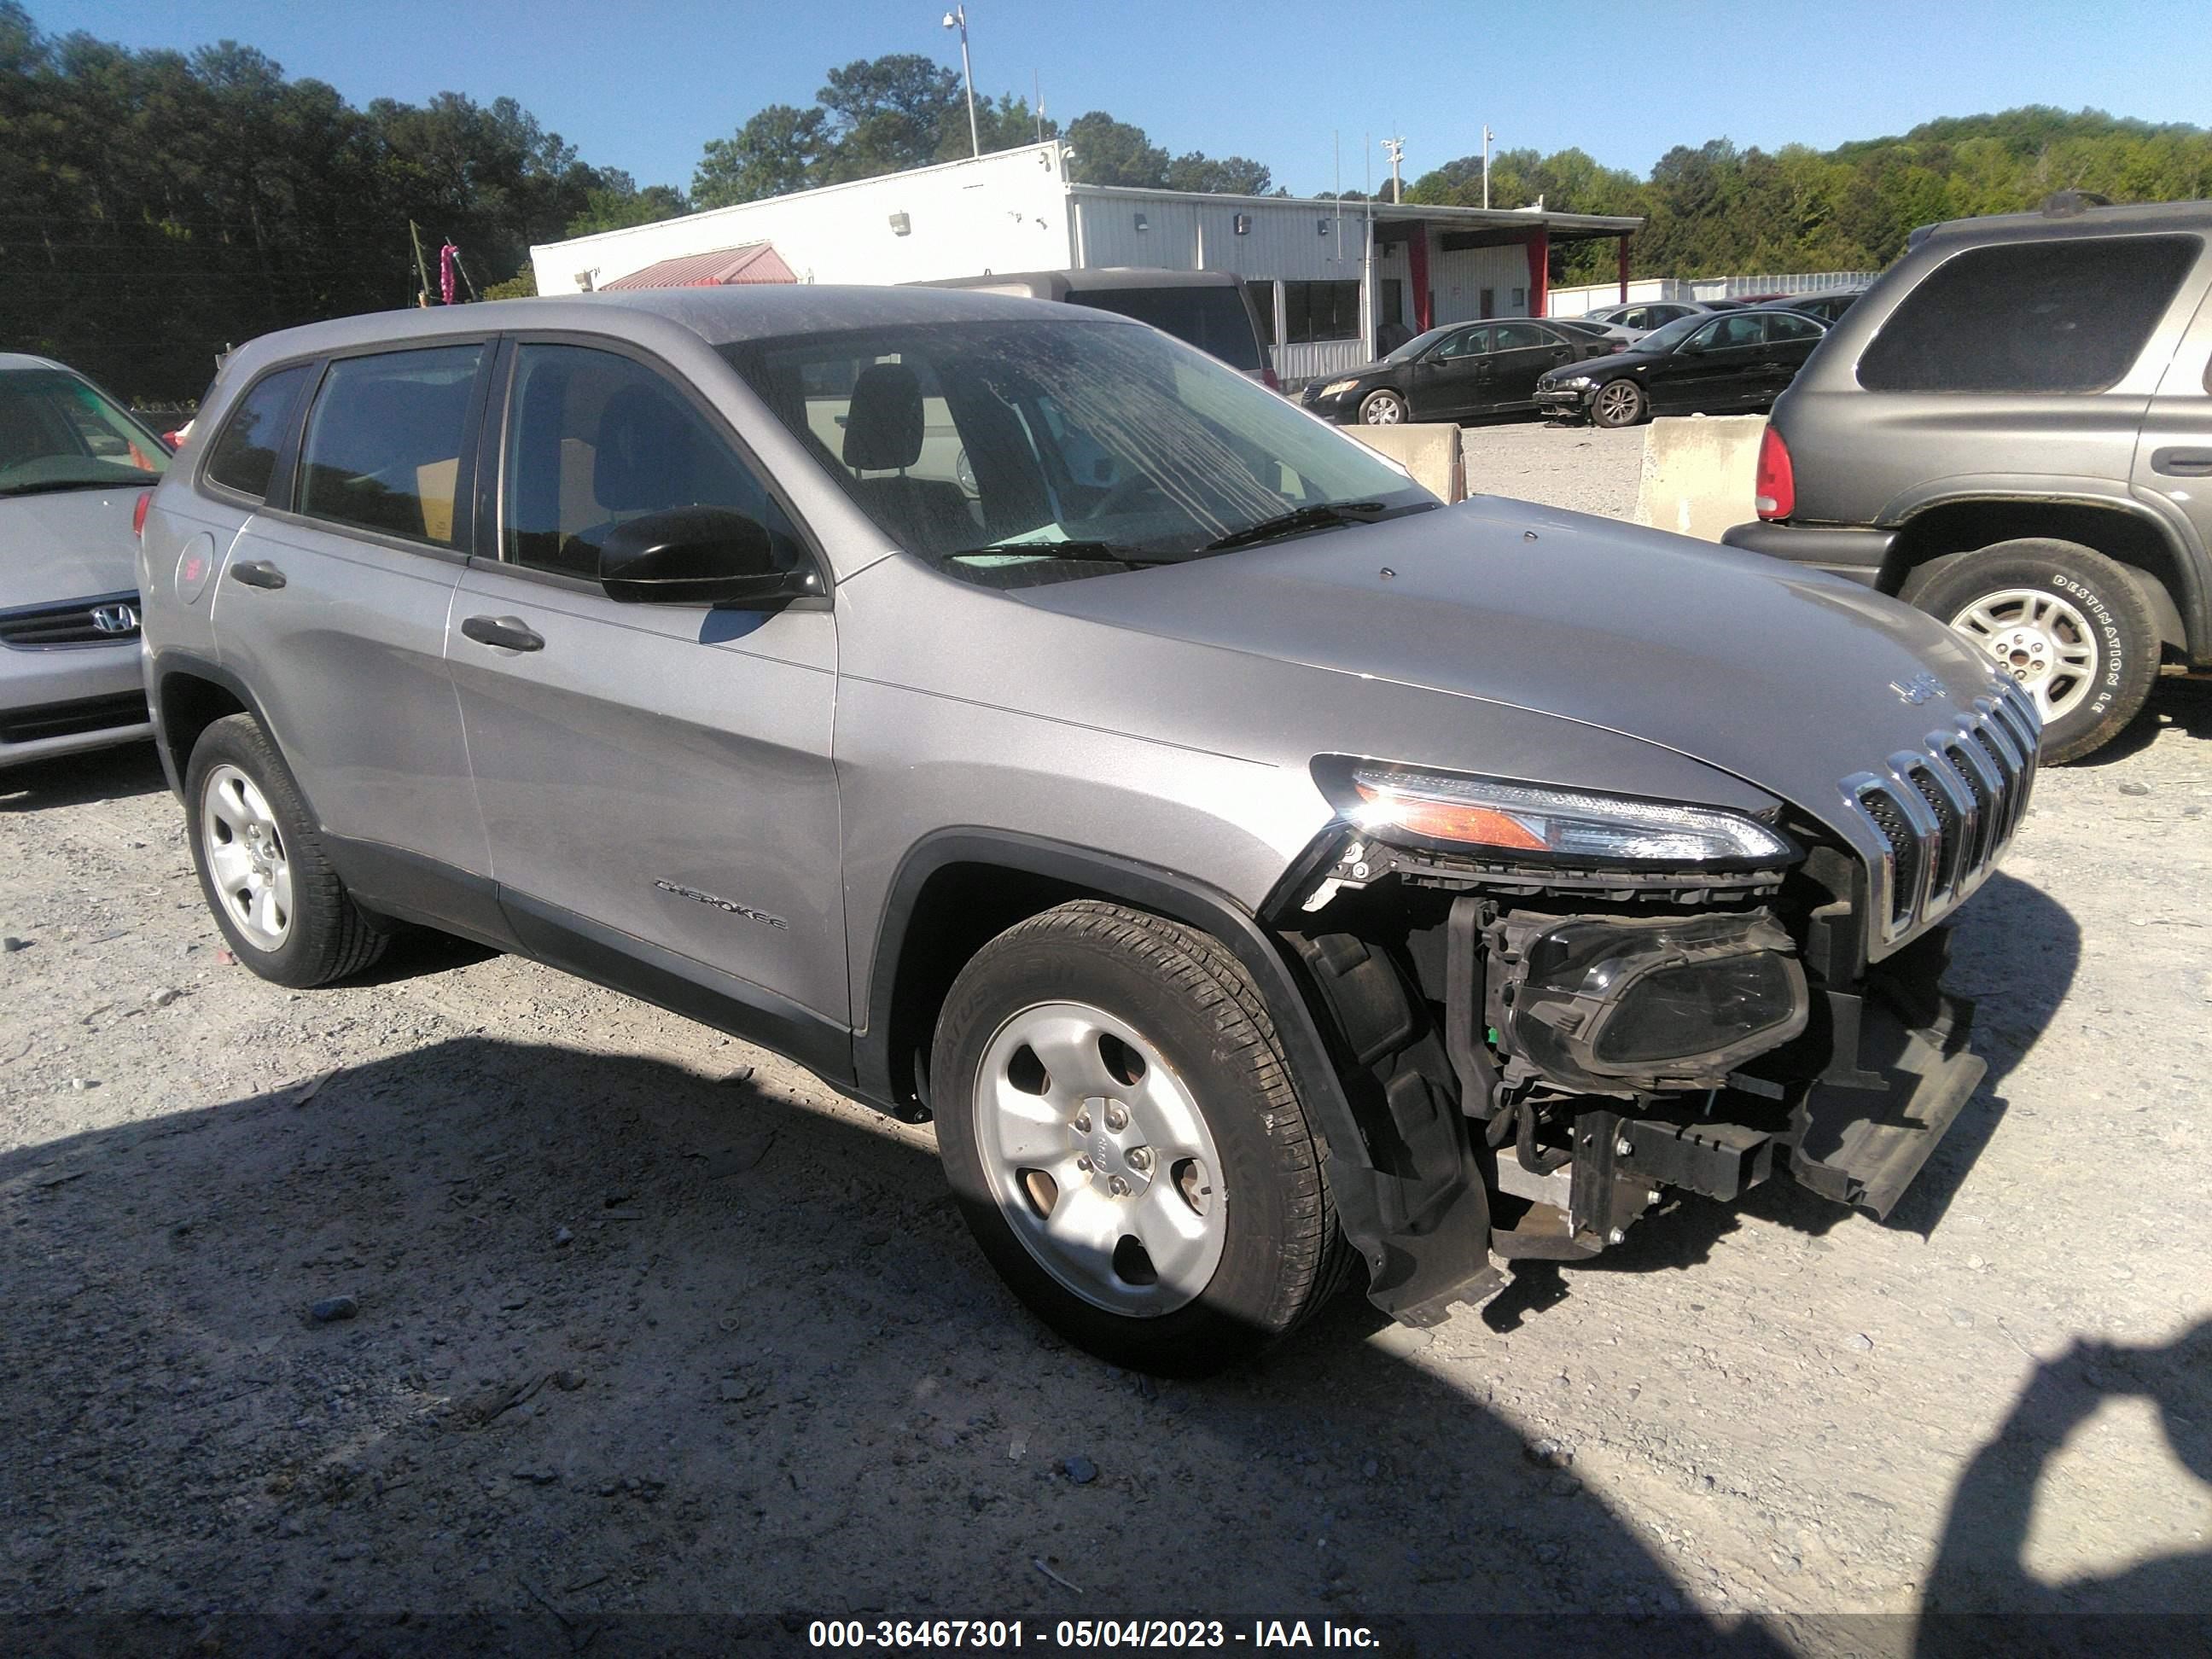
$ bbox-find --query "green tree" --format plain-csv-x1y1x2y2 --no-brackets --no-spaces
814,53,960,181
1063,110,1167,188
1165,152,1271,195
694,103,827,207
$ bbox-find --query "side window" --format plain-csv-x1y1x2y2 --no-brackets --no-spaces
1860,235,2198,393
1766,312,1824,342
501,343,806,581
1433,328,1488,361
205,364,313,500
1682,319,1726,353
1492,323,1548,351
297,345,483,547
1708,315,1766,350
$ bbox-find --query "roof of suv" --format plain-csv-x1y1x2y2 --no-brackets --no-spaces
212,283,1120,375
1914,195,2212,248
920,267,1252,298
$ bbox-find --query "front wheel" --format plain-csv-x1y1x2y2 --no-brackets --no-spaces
931,901,1352,1375
1358,389,1406,426
1906,538,2159,764
1589,379,1646,428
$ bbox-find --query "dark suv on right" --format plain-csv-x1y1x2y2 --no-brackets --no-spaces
1724,195,2212,762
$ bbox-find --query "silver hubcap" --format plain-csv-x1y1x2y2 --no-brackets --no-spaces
201,764,293,950
1597,383,1638,422
1363,395,1402,425
1948,588,2098,723
972,1001,1227,1318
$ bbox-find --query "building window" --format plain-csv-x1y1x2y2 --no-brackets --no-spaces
1282,280,1362,345
1245,279,1279,346
1511,286,1527,312
1134,212,1149,232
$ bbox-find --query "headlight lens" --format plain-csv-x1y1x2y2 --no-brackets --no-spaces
1555,375,1594,389
1342,765,1796,865
1318,378,1360,397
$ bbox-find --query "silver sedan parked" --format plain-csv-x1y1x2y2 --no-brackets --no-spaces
0,353,166,767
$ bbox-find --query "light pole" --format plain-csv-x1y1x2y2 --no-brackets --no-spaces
942,6,980,158
1481,125,1493,209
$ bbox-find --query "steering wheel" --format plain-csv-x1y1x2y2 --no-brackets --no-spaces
1091,469,1172,520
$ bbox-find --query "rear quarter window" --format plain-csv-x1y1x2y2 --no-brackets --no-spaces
1858,235,2199,394
204,363,314,500
1066,287,1266,371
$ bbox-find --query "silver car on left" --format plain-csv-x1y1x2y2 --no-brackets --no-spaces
0,353,167,767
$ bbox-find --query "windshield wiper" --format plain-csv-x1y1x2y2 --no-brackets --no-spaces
0,476,149,499
1200,499,1402,553
944,539,1177,566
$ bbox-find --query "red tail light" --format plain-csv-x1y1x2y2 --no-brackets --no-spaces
1755,425,1795,521
1262,366,1282,393
133,491,152,538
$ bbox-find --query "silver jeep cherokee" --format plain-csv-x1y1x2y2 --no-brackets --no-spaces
138,287,2039,1372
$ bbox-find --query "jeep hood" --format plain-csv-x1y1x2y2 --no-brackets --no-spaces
1015,496,2011,826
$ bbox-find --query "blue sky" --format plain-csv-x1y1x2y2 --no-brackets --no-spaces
29,0,2212,199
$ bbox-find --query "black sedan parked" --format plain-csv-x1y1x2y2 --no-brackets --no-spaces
1301,318,1615,426
1534,307,1828,428
1755,288,1866,324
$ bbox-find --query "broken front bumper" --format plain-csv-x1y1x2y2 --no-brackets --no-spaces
1484,938,1984,1260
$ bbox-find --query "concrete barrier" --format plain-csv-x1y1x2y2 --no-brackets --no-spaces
1633,414,1766,542
1340,423,1466,503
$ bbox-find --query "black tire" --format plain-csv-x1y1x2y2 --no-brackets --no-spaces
1906,538,2160,765
184,713,388,987
1589,378,1646,428
1358,388,1406,426
931,899,1353,1376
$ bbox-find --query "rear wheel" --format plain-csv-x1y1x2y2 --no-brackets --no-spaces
1590,378,1646,428
1907,539,2159,764
1358,389,1406,426
185,714,387,987
931,900,1351,1375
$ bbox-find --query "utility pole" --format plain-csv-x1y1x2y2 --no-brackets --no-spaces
1481,125,1493,209
943,6,980,158
407,218,433,307
1034,70,1044,143
1382,136,1404,205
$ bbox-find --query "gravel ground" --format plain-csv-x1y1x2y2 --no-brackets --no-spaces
2,437,2208,1651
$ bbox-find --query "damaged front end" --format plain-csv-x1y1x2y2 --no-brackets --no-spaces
1272,720,2033,1322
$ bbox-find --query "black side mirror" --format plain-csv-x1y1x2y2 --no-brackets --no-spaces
597,506,817,607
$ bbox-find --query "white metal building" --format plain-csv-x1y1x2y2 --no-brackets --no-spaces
532,143,1643,383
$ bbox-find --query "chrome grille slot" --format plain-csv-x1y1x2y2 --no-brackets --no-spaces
0,591,142,649
1838,684,2042,956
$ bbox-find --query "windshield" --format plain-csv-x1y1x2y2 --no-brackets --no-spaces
1635,315,1708,355
1066,286,1265,372
1383,325,1453,364
0,368,170,497
720,318,1435,579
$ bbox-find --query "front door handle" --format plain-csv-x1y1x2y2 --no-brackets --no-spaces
229,560,287,591
461,614,545,653
2151,446,2212,477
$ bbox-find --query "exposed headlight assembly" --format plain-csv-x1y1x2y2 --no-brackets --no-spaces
1552,375,1595,389
1318,378,1360,397
1324,762,1796,868
1495,911,1810,1093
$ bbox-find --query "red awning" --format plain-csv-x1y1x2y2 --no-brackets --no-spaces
600,242,797,290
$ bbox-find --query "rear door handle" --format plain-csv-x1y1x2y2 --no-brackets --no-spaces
229,560,287,591
461,614,545,653
2151,446,2212,476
